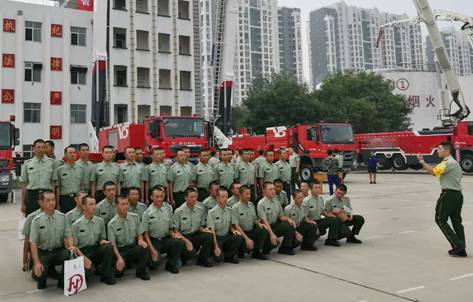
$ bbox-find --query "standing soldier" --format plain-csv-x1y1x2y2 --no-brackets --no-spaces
193,149,216,202
142,147,169,203
257,182,296,255
274,179,289,209
209,150,220,168
227,182,241,208
142,186,188,274
29,191,73,289
303,181,344,247
168,149,193,208
20,139,56,215
235,149,257,202
91,145,123,202
417,142,467,257
324,184,364,244
55,146,86,213
232,185,269,260
289,148,300,194
285,190,318,251
207,188,243,264
215,149,236,194
76,143,95,194
254,149,266,173
45,140,64,170
173,188,214,267
134,147,146,167
275,149,291,197
120,147,144,196
108,195,151,280
202,181,220,213
71,196,116,285
65,191,88,225
127,187,147,219
323,150,340,195
95,181,118,226
257,150,280,197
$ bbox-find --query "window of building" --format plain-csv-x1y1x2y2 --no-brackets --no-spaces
158,0,170,16
24,62,42,83
113,0,126,10
136,30,149,50
179,71,192,90
138,105,150,123
158,33,171,52
71,66,87,85
115,105,128,123
70,104,87,123
71,26,86,46
114,65,127,86
25,21,41,42
159,69,171,89
136,0,148,13
180,106,192,116
160,105,172,115
179,35,191,55
24,103,41,123
137,67,150,88
178,0,190,20
113,27,127,48
23,145,34,159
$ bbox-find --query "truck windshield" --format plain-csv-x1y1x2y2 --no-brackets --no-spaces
163,118,204,138
0,123,11,149
320,125,354,144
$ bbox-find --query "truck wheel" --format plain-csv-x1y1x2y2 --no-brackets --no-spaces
0,194,8,203
392,155,407,170
460,154,473,173
300,164,313,182
376,154,391,170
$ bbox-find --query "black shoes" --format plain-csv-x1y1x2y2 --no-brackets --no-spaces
37,279,47,290
325,239,341,247
251,250,268,260
278,247,295,255
347,236,362,244
224,256,240,264
165,264,179,274
301,245,318,251
196,258,213,268
449,248,468,257
237,251,245,259
100,277,116,285
115,271,124,278
136,272,150,281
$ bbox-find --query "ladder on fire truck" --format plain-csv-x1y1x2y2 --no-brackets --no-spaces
376,0,471,127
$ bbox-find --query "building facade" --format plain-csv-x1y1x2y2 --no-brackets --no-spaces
0,0,93,156
308,1,424,87
277,7,303,83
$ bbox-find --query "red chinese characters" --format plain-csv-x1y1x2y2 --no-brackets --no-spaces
51,57,62,71
50,126,62,140
3,19,16,33
50,91,62,105
51,24,63,37
2,54,15,68
1,89,15,104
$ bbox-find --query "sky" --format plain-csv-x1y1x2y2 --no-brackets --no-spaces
15,0,473,82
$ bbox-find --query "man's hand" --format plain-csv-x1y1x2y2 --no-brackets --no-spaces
171,231,183,239
270,234,278,246
307,219,317,225
245,238,254,250
346,215,353,221
231,229,242,236
295,231,303,242
202,227,212,234
99,239,110,245
20,203,26,214
287,218,296,229
138,239,148,248
84,257,92,270
116,257,125,272
416,154,424,163
214,246,221,257
184,240,193,252
34,262,43,277
150,249,159,262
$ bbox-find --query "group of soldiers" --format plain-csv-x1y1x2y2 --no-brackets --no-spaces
20,139,365,290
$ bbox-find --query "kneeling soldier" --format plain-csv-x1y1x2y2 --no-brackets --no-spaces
232,185,269,260
257,182,296,255
173,187,214,267
72,196,115,285
207,188,243,264
142,186,187,274
29,191,73,289
108,195,150,280
285,190,318,251
65,191,88,225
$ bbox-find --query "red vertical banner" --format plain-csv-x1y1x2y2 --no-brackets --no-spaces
3,19,16,33
50,91,62,105
77,0,94,11
50,126,62,140
1,89,15,104
51,24,63,38
2,54,15,68
51,57,62,71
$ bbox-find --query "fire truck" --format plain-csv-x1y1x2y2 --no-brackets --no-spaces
357,0,473,173
0,118,19,202
97,116,211,161
230,123,357,181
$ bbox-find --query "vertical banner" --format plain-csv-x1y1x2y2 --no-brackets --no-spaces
91,60,107,129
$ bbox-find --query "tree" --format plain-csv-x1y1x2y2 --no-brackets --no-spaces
314,71,412,133
236,73,320,133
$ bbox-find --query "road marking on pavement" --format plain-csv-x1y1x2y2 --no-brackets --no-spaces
398,230,417,235
449,273,473,281
396,286,425,294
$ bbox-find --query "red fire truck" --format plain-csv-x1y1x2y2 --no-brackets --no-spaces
0,119,19,202
97,115,210,161
230,123,357,181
355,121,473,173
